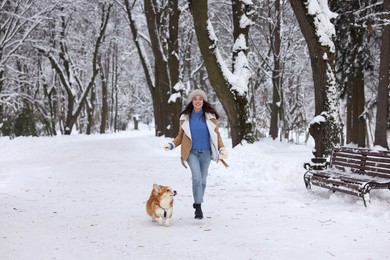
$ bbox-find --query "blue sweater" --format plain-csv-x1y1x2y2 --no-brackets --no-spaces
190,109,211,150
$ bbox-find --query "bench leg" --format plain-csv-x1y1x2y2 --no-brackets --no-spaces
362,192,370,207
303,172,311,190
362,184,372,207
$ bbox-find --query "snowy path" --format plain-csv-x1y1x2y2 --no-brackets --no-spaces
1,130,390,260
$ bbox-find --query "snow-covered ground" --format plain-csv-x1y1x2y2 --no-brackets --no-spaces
1,125,390,260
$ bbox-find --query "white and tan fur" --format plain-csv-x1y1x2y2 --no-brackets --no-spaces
146,184,176,227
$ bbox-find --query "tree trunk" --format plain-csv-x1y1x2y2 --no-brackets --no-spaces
167,0,182,137
144,0,172,137
111,42,119,132
374,0,390,149
100,56,109,134
269,0,282,140
347,28,366,147
189,0,254,147
0,69,5,134
289,0,341,157
133,116,139,130
42,82,57,136
86,87,96,135
346,83,352,144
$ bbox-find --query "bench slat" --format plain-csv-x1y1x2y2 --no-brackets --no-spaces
309,169,388,184
333,164,390,178
333,153,364,161
311,178,363,197
333,155,390,165
355,170,390,180
364,166,390,175
364,161,390,171
334,147,390,156
311,175,364,189
332,160,364,169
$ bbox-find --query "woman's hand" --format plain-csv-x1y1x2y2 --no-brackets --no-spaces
164,143,174,151
218,147,228,159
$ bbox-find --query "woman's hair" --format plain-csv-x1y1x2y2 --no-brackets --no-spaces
180,100,220,120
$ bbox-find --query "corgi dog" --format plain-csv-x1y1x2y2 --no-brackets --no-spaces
146,184,177,227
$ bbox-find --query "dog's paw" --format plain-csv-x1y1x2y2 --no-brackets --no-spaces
164,218,171,227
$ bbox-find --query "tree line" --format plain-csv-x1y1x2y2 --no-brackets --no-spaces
0,0,389,156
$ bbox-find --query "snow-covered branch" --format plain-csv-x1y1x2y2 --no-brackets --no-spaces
305,0,338,52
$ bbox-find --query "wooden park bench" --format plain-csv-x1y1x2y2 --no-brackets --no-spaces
303,147,390,206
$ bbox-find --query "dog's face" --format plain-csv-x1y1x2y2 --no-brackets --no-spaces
151,184,177,200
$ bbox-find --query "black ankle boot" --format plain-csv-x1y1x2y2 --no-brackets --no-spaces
193,203,203,219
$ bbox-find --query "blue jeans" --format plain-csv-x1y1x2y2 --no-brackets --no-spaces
187,149,211,204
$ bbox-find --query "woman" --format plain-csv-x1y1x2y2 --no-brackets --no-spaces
164,89,228,219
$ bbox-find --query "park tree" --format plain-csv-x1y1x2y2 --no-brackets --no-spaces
330,0,377,147
0,0,57,136
188,0,255,147
374,0,390,149
122,0,182,137
268,0,282,140
289,0,341,157
36,2,112,135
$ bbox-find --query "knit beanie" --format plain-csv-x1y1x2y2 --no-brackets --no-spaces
187,89,208,103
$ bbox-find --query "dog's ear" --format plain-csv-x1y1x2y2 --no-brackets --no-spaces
152,184,161,195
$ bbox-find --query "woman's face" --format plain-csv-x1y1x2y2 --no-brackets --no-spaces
192,95,204,111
